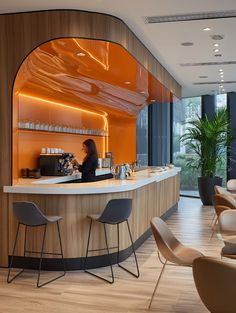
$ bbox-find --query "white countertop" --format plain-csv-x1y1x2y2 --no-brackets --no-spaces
4,167,180,195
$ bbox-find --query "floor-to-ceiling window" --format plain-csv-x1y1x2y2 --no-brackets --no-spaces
216,93,227,186
172,97,201,196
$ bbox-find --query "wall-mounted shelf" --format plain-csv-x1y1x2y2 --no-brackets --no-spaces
18,128,108,137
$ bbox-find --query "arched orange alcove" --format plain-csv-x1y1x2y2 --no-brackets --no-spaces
13,37,170,181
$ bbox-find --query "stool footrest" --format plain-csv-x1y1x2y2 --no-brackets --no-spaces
87,246,118,253
24,250,63,256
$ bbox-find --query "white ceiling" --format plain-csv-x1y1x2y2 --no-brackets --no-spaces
1,0,236,98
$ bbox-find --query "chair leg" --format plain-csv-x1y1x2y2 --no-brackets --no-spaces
56,221,66,275
84,218,93,271
210,212,216,227
117,220,140,278
37,223,66,288
7,223,25,283
84,222,115,284
148,260,167,310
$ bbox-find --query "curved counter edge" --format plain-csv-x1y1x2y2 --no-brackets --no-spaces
4,167,181,194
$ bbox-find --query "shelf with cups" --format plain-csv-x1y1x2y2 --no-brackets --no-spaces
18,122,108,137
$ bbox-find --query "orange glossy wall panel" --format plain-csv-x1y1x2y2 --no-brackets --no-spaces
18,94,106,130
17,131,104,175
108,115,136,165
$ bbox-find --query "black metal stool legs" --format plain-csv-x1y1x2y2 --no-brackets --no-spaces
117,220,140,278
37,222,66,288
84,220,115,284
7,223,25,283
84,218,139,283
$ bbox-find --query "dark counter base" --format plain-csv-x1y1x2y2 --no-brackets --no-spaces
9,203,178,271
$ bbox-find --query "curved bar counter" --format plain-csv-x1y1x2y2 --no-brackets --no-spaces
4,167,180,270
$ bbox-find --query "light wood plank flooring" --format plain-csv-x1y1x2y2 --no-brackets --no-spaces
0,197,225,313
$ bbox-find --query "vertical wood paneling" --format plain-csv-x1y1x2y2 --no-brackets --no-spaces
7,176,179,260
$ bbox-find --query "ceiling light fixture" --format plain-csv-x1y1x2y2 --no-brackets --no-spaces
203,27,211,31
214,49,219,53
221,79,224,82
213,43,219,47
123,81,131,85
219,69,223,72
77,52,86,57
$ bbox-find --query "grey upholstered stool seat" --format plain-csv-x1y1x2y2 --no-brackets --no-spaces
7,201,66,288
84,198,140,283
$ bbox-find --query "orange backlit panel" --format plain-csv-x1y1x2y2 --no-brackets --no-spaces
13,38,172,181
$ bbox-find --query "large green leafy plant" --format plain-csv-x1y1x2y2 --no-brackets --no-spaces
181,108,235,177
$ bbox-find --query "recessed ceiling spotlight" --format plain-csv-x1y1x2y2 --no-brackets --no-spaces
77,52,86,57
222,89,225,92
181,42,194,46
214,48,220,53
221,79,224,82
220,84,223,88
123,81,131,85
203,27,211,31
219,69,223,72
213,43,219,47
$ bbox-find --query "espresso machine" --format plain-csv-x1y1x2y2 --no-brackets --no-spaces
39,153,74,176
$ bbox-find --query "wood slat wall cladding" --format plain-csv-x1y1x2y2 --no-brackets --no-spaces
0,10,181,266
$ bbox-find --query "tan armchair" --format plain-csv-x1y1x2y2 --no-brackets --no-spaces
219,210,236,259
149,217,204,309
193,257,236,313
214,185,236,199
210,194,236,239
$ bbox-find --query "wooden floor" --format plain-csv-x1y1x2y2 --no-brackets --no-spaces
0,197,225,313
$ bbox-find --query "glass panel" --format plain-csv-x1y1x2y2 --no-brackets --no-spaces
172,97,201,196
136,106,148,166
216,93,227,186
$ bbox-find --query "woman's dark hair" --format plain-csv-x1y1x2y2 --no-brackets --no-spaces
83,139,98,158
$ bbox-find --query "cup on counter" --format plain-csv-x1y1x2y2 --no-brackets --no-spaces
21,168,29,178
98,158,103,168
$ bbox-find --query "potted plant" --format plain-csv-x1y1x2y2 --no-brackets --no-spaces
181,108,235,205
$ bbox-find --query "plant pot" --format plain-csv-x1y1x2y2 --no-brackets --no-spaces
198,176,222,205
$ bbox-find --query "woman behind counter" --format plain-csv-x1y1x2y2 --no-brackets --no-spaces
72,139,98,182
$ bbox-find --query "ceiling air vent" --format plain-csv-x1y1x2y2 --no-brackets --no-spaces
193,81,236,85
180,61,236,67
210,34,224,40
143,10,236,24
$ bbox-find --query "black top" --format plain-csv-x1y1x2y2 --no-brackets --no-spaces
78,154,98,182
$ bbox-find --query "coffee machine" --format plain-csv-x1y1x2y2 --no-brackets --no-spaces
39,153,74,176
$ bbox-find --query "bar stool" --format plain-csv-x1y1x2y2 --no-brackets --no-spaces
7,201,66,288
84,198,140,283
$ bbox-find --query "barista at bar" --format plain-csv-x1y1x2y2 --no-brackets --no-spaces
71,139,98,182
